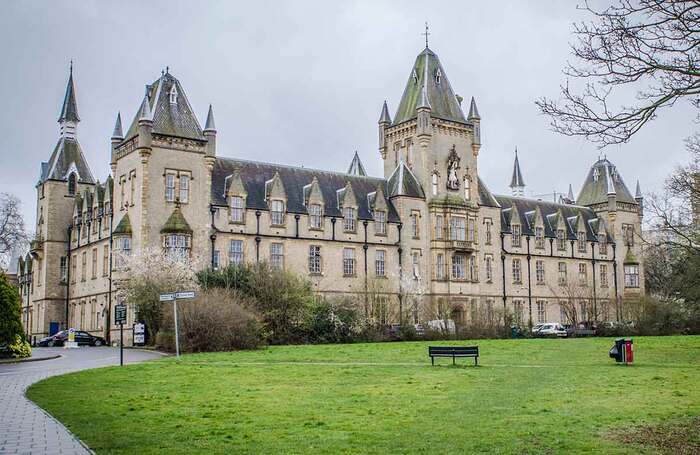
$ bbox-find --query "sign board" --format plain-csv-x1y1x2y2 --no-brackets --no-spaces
159,293,175,302
133,323,146,345
115,304,127,325
175,291,196,299
68,327,75,343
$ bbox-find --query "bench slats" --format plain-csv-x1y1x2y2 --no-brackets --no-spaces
428,346,479,366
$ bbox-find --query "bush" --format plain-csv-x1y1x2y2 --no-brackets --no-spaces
197,264,251,293
158,288,264,353
0,272,29,358
304,297,363,344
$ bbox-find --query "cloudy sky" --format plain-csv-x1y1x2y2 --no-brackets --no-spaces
0,1,695,228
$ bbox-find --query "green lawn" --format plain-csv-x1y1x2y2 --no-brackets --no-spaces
28,337,700,454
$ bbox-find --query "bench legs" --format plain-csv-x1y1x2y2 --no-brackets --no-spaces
431,356,434,366
474,356,478,367
453,355,456,365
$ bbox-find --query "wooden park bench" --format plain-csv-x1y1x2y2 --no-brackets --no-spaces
428,346,479,366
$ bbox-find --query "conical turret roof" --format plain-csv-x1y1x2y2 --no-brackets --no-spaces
204,104,216,131
576,158,636,206
58,64,80,123
112,112,123,139
379,101,391,124
392,48,466,126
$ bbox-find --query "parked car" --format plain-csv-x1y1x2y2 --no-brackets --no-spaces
38,330,106,347
533,323,568,338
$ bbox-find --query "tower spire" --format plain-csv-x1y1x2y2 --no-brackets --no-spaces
111,112,123,140
422,22,430,48
510,148,525,197
204,104,216,132
379,100,391,124
58,62,79,139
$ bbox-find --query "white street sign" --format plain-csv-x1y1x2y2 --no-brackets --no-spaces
175,291,196,299
159,293,175,302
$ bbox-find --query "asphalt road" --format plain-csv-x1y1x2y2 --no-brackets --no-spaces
0,347,163,454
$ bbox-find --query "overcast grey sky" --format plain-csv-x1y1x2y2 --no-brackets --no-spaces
0,1,695,228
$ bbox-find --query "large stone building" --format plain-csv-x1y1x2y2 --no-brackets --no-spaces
17,44,645,343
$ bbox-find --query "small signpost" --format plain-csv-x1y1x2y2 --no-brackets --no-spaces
115,303,127,366
160,291,195,358
64,328,78,349
133,323,146,346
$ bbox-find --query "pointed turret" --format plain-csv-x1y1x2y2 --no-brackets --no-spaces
467,97,480,120
347,151,367,176
138,90,152,121
635,180,644,217
58,63,79,139
379,100,392,125
635,180,642,199
111,112,123,141
510,149,525,197
204,104,217,157
393,47,466,126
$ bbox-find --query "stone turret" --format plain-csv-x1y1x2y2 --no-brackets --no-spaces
137,89,153,153
468,97,481,148
203,104,217,157
378,101,391,159
110,112,123,165
635,180,643,218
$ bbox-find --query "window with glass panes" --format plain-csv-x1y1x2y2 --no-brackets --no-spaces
375,250,386,277
512,224,522,247
485,219,492,244
512,258,522,283
230,196,245,223
309,204,322,229
535,227,544,249
536,260,545,284
513,299,524,324
436,253,445,279
343,207,356,232
598,234,607,255
270,243,284,268
435,215,444,239
558,262,567,285
102,245,109,276
600,264,608,287
164,234,190,258
578,263,587,285
469,255,477,281
450,217,466,240
165,174,176,202
374,210,386,235
270,200,285,225
412,251,420,279
624,265,639,287
229,240,243,265
343,248,356,276
557,229,566,250
213,250,220,269
452,254,466,279
485,255,493,282
179,174,189,203
578,231,587,252
411,212,419,238
60,256,68,282
468,218,476,242
309,245,321,274
536,300,547,323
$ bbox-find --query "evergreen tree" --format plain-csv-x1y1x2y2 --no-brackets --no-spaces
0,272,29,357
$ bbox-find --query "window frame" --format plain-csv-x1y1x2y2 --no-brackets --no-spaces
309,245,322,274
270,200,285,226
375,250,386,277
309,203,323,230
343,207,356,232
229,239,244,265
270,242,284,269
374,210,386,235
343,248,356,276
230,196,245,224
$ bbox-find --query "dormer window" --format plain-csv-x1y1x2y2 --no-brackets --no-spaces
535,227,544,249
593,168,600,181
412,69,418,84
343,206,356,232
68,173,77,195
464,176,471,200
512,224,522,247
309,203,322,229
270,200,285,226
435,68,442,84
169,85,178,104
230,196,245,223
431,173,438,196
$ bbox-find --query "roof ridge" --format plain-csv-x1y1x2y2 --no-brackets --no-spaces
217,156,384,181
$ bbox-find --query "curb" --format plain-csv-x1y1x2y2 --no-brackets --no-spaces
123,347,171,356
0,354,62,365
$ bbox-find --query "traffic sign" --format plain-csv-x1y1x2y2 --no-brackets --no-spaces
159,293,175,302
175,291,196,299
115,304,127,325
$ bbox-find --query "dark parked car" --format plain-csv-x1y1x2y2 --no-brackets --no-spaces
38,330,106,347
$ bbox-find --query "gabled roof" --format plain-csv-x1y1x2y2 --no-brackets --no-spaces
58,67,79,123
495,194,611,242
161,205,192,233
211,158,400,222
113,213,132,235
577,158,636,206
124,72,204,142
392,47,466,126
40,138,95,184
387,162,425,199
347,151,367,176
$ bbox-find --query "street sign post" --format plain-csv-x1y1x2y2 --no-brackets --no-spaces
115,303,127,366
160,291,196,358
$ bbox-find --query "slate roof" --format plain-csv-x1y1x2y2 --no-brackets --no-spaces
387,162,425,198
477,177,500,208
347,151,367,176
576,158,636,206
510,150,525,188
113,213,132,235
212,158,401,222
161,206,193,233
40,138,95,184
58,69,79,122
124,72,204,142
495,195,611,242
392,47,467,126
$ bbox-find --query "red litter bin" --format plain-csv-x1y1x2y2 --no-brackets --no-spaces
624,338,633,364
609,338,634,364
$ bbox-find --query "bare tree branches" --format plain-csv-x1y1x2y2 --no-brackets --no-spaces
537,1,700,146
0,193,29,269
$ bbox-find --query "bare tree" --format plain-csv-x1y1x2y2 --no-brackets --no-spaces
0,193,29,269
537,1,700,146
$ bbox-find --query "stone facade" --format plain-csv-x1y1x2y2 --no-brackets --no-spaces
17,44,645,343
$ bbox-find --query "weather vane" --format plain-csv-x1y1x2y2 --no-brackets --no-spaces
422,22,430,48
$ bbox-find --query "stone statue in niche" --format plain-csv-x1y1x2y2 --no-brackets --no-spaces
446,145,461,190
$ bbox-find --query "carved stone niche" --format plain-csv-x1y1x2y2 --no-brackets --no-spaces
446,145,460,191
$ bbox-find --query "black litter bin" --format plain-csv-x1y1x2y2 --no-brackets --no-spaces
609,338,633,363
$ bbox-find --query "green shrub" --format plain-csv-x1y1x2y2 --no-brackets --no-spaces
197,264,251,292
304,297,362,344
0,272,29,358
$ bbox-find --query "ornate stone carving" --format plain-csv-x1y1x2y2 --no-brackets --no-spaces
446,145,461,190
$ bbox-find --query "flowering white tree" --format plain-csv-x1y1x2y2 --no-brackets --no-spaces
115,247,202,337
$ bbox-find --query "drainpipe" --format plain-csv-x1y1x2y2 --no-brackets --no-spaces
210,205,217,268
612,242,619,322
363,220,369,317
397,222,403,324
591,240,597,323
331,217,336,240
526,236,533,330
500,232,507,335
65,225,73,330
106,210,113,343
295,214,300,238
255,210,261,262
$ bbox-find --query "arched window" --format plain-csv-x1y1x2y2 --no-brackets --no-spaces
464,176,471,200
68,173,77,196
436,68,442,84
431,173,438,196
169,85,178,104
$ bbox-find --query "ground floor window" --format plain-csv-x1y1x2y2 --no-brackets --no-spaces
376,250,386,277
343,248,356,276
164,234,191,259
309,245,321,274
230,240,243,265
536,300,546,324
513,299,524,325
624,265,639,288
270,243,284,269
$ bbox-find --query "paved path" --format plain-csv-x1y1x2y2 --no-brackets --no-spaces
0,347,163,454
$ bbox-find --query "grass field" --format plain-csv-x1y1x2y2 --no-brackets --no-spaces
27,337,700,454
